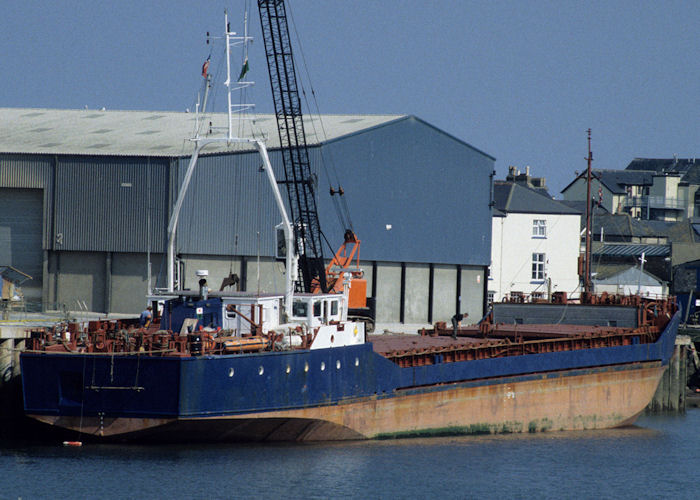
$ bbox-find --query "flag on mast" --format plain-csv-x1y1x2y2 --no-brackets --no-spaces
238,57,249,81
201,56,211,78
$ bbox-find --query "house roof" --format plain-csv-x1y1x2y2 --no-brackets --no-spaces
592,264,664,286
591,264,635,280
562,158,700,195
0,107,406,157
626,158,700,185
558,200,609,217
493,181,579,215
593,243,671,257
598,169,654,193
588,214,700,243
665,220,700,243
590,213,678,238
560,169,655,195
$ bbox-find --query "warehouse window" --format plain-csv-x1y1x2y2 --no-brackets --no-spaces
532,219,546,238
532,253,546,281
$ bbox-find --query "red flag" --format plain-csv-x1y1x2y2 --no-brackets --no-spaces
201,56,210,78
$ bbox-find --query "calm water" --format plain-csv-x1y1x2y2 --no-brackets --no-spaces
1,411,698,499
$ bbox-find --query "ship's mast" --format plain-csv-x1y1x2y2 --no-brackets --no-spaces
164,11,297,317
584,128,593,295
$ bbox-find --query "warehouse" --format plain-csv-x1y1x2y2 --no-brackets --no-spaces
0,108,495,324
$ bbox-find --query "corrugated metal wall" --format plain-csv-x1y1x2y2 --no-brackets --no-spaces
175,117,494,266
52,156,170,253
176,151,283,256
1,119,494,319
2,117,493,268
0,154,54,248
315,116,494,266
0,188,43,301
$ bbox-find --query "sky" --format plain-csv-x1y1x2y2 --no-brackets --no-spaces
3,0,700,196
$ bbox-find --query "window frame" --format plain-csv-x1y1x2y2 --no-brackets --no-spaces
531,252,546,281
532,219,547,238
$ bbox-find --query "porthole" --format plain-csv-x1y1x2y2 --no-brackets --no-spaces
320,362,326,371
336,360,341,370
286,365,291,374
228,368,234,377
330,335,335,343
355,357,359,367
304,362,309,373
258,366,264,376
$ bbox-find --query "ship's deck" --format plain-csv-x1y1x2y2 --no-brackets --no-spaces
368,334,483,355
368,323,632,356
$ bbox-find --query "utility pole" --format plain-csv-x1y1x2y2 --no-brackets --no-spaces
584,129,593,295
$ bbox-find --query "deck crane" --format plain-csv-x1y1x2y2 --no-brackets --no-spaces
257,0,374,329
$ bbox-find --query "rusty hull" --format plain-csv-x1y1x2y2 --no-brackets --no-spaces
32,361,665,441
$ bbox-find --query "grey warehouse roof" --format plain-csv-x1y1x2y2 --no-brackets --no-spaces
0,108,406,157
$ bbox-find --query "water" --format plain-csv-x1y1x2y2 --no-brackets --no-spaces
1,411,698,499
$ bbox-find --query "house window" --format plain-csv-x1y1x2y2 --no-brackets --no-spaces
487,291,495,305
532,253,546,281
532,219,546,238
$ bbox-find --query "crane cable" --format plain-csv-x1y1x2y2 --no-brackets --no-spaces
287,5,354,240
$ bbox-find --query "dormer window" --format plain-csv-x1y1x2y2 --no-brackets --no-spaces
532,219,546,238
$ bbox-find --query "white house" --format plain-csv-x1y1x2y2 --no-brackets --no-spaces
490,181,582,303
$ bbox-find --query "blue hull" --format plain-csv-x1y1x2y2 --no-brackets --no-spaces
20,311,680,440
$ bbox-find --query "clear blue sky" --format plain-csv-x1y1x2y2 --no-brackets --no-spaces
4,0,699,195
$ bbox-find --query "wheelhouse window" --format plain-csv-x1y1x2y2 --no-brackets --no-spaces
532,253,546,281
292,300,308,318
532,219,546,238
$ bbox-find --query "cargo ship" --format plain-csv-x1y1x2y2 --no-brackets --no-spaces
18,8,681,442
20,293,679,441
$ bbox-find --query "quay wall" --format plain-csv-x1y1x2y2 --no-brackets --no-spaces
646,335,690,413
